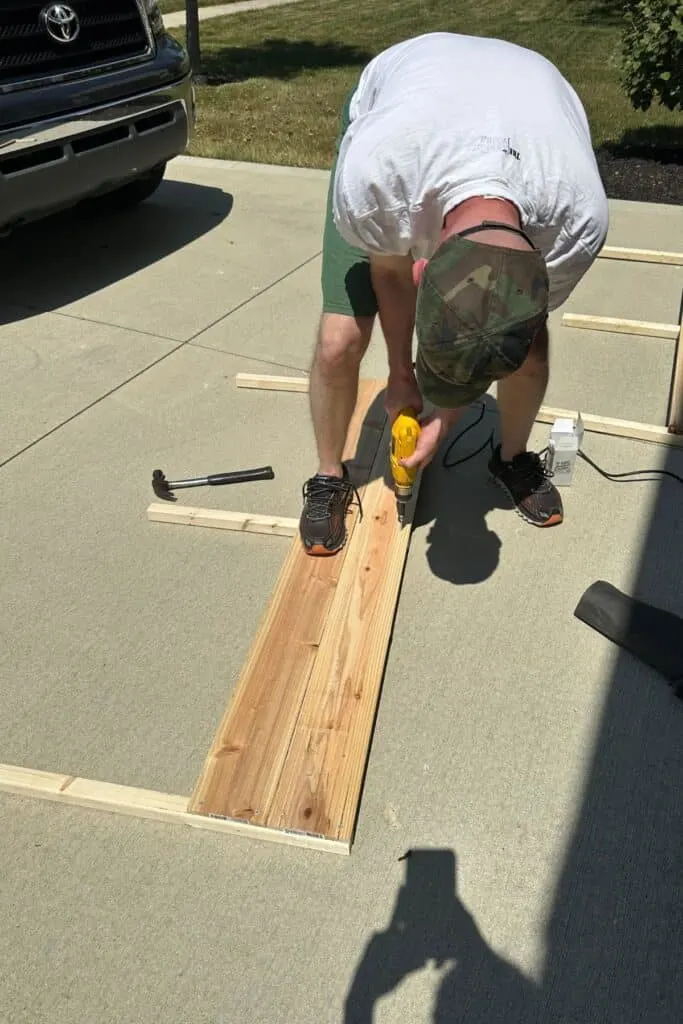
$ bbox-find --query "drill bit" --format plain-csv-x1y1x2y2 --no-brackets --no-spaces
396,489,413,526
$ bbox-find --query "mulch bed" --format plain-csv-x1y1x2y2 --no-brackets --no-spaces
595,145,682,205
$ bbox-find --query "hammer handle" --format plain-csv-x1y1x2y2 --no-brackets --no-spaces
204,466,274,486
155,466,275,494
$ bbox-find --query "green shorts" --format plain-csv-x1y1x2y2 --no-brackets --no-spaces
321,89,378,319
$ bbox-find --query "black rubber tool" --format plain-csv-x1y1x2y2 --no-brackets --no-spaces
152,465,274,501
574,580,683,699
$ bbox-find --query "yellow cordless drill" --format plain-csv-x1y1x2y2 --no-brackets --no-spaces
390,408,421,526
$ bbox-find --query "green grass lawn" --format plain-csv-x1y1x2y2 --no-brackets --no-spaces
158,0,240,14
169,0,680,167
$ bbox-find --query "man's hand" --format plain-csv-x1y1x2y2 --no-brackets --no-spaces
400,407,465,471
385,368,423,426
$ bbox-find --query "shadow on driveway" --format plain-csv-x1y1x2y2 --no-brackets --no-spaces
348,391,512,585
344,849,540,1023
344,401,683,1021
0,177,234,326
413,396,510,585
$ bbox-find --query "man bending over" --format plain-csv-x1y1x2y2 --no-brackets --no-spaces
299,31,609,555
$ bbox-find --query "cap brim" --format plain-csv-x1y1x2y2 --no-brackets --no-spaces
416,345,492,409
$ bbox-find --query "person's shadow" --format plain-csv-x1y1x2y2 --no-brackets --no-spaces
345,389,510,586
344,848,540,1023
412,396,510,586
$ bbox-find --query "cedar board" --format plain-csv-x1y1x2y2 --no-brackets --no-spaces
0,764,347,854
188,378,418,849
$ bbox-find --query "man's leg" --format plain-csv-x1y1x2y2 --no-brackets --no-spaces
497,320,549,461
309,311,374,478
489,321,564,527
300,313,376,559
300,88,379,555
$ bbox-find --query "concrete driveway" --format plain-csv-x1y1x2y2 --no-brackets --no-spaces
1,155,682,1023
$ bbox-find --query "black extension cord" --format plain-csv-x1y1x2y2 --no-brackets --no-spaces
440,400,683,488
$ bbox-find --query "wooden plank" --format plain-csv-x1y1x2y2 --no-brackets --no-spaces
188,379,388,827
147,503,298,536
599,246,683,266
266,430,418,843
236,374,683,445
0,763,347,853
666,312,683,434
536,405,683,447
561,313,680,340
235,372,309,393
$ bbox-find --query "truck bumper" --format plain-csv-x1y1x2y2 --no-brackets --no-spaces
0,74,195,231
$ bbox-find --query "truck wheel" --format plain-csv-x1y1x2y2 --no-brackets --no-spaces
95,162,167,211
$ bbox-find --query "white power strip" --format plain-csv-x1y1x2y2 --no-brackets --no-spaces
546,414,584,486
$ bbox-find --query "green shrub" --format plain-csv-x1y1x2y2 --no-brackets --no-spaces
620,0,683,111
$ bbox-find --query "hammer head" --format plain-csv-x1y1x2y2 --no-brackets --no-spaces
152,469,176,502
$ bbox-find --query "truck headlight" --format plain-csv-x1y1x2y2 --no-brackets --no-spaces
144,0,165,35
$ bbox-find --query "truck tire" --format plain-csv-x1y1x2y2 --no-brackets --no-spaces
94,162,167,211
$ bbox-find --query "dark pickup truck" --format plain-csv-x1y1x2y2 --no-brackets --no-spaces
0,1,195,233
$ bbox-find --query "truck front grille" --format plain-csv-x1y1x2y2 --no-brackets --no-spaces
0,1,150,83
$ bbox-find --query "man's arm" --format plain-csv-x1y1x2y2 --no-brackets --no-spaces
370,256,465,468
369,253,417,379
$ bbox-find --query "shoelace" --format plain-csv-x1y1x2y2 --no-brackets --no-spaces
442,402,554,489
441,399,683,498
509,449,555,491
302,473,363,521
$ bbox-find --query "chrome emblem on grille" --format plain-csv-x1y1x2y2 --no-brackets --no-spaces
41,4,81,44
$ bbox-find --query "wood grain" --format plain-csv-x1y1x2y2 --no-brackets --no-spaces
266,424,418,842
147,504,299,536
187,379,388,826
0,763,348,853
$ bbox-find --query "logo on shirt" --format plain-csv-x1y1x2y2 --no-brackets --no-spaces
473,135,521,161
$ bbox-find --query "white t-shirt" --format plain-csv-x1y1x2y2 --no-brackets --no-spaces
332,32,609,309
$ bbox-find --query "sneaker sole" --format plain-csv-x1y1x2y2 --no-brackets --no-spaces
301,529,349,556
300,503,354,557
490,474,563,528
304,542,345,557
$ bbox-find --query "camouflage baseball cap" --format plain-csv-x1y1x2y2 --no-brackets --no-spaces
415,223,549,409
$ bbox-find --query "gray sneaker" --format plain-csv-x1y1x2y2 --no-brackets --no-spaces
489,445,563,526
299,465,362,555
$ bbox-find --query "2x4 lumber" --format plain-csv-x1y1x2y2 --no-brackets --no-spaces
147,503,298,536
667,312,683,434
236,373,309,392
561,313,679,340
235,372,309,393
0,763,347,854
238,374,683,448
598,246,683,266
265,433,417,842
188,379,388,831
536,405,683,447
